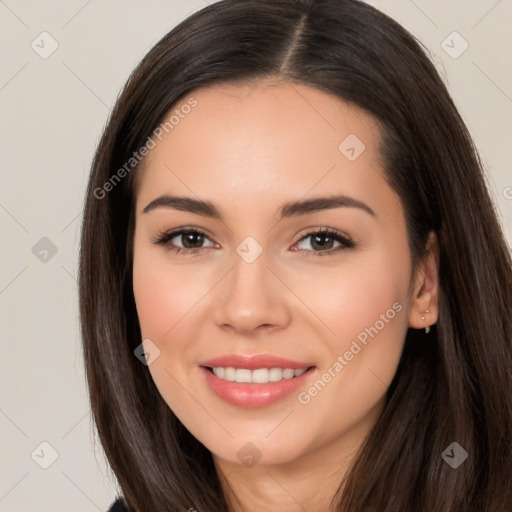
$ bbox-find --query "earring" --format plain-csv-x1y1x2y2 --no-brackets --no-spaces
423,309,430,334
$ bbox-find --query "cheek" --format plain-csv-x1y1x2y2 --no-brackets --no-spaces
302,248,412,401
307,257,410,341
133,266,173,339
132,249,205,417
132,247,205,339
291,256,411,435
131,244,217,409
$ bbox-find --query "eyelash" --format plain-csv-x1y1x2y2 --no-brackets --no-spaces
152,226,356,257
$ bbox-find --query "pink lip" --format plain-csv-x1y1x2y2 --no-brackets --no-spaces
198,354,316,408
199,354,313,370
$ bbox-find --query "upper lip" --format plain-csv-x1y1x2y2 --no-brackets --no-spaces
199,354,314,370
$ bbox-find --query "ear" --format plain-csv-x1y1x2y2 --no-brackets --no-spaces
408,231,440,330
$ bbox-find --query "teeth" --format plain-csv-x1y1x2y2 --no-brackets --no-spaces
252,368,269,383
283,368,295,379
224,367,236,381
235,369,252,383
211,367,308,383
269,368,283,382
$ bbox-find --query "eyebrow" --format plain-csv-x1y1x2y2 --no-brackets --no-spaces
142,194,376,219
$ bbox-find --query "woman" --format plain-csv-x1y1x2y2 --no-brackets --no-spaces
79,0,512,510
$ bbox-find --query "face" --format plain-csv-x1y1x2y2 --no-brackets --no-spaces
131,80,430,469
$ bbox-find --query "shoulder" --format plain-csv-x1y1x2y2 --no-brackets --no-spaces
107,498,129,512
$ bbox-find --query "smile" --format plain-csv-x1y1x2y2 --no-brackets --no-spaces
208,366,307,383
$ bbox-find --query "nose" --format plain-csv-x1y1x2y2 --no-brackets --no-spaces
211,248,292,335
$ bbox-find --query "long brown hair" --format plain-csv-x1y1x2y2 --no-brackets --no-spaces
78,1,512,510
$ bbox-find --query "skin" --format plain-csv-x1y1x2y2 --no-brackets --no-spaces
131,80,439,512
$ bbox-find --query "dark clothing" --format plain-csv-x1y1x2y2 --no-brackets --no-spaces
107,498,129,511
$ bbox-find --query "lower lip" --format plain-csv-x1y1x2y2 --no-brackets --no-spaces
199,366,316,408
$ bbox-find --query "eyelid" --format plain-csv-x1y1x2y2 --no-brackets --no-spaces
151,226,214,249
295,225,351,243
293,226,355,257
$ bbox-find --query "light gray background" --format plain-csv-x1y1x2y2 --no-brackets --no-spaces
0,1,511,511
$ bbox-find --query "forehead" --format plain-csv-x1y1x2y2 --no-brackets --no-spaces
135,80,395,219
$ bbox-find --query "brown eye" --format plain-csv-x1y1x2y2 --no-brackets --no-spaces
308,233,337,251
178,231,206,249
153,228,216,254
293,228,355,257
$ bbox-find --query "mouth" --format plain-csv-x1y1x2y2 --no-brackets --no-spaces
198,358,317,408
